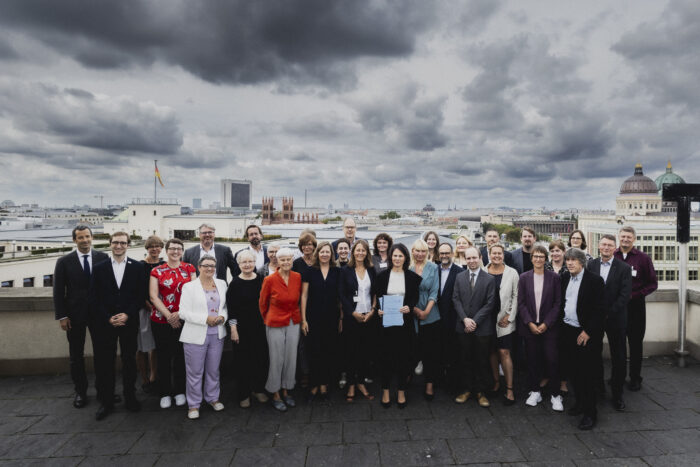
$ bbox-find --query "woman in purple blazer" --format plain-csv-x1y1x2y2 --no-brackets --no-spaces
517,245,563,412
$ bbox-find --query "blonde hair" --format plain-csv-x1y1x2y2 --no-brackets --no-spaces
454,235,473,261
410,238,429,267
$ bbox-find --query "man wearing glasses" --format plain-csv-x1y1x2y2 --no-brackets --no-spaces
183,223,236,282
332,217,358,257
90,232,145,420
53,225,109,409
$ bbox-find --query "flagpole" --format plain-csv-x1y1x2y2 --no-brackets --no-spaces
154,159,157,204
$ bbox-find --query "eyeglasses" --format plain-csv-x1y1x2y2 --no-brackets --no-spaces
200,231,215,236
532,255,546,260
200,264,216,269
111,241,128,246
167,247,183,251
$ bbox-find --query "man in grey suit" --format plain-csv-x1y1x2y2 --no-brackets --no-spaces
511,227,536,274
452,246,496,407
53,225,109,408
182,223,236,282
587,234,632,411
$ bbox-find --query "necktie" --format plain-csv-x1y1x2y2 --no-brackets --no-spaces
83,254,91,280
470,272,475,289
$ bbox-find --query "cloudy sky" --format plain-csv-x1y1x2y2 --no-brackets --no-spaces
1,0,698,210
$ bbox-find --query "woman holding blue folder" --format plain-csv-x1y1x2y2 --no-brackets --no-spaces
375,243,422,408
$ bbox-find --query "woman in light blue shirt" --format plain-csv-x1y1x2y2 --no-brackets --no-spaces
410,239,440,401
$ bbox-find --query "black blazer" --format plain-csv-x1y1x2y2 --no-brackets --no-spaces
53,250,109,323
90,257,145,328
587,258,632,330
437,263,462,331
338,266,376,323
374,269,422,330
480,246,515,269
183,243,236,282
560,270,606,339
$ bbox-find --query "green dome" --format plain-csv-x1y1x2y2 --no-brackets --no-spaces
655,161,685,191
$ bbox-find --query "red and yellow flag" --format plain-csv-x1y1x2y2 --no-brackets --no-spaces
155,162,165,187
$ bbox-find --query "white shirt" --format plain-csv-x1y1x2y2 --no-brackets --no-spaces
467,267,481,286
387,271,405,295
199,243,216,260
440,264,451,294
564,270,583,327
76,249,93,272
111,257,127,288
600,259,612,284
355,270,372,314
249,245,265,270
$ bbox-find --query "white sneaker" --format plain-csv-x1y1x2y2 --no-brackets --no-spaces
551,395,564,412
174,394,187,406
187,409,199,420
414,361,424,376
210,401,225,411
339,372,347,389
525,391,542,407
160,396,172,409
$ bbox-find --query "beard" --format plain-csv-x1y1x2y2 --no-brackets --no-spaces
250,238,260,246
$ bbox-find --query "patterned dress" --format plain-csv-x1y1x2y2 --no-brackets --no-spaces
150,262,197,324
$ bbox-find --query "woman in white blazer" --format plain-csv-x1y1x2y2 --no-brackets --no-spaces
178,255,228,420
485,243,519,405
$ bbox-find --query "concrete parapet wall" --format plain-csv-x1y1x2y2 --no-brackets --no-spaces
1,286,699,375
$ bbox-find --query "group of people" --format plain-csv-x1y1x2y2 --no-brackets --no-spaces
54,219,657,430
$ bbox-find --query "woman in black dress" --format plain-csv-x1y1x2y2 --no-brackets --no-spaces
375,243,422,408
227,250,269,408
300,241,341,401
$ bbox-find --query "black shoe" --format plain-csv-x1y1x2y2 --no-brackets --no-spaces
578,416,595,430
113,394,122,404
567,406,583,416
423,392,434,402
125,397,141,412
612,398,626,412
142,382,156,395
381,400,391,409
628,379,642,392
397,400,407,409
95,405,113,421
73,393,87,409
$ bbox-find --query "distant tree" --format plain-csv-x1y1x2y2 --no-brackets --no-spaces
379,211,400,220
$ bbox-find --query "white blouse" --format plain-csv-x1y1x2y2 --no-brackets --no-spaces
356,270,372,314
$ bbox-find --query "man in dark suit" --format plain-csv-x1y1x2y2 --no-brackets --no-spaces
587,234,632,411
90,232,145,420
452,246,496,408
511,227,536,274
232,224,269,276
561,248,605,430
53,225,109,408
332,217,358,257
437,242,462,390
183,223,236,282
480,228,514,268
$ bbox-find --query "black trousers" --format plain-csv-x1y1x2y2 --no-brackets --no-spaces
440,322,459,390
626,297,646,382
457,332,492,394
152,321,185,397
234,327,269,401
418,321,442,385
562,324,598,419
523,329,560,395
93,323,138,406
67,321,92,396
596,326,627,398
343,318,374,387
379,326,412,391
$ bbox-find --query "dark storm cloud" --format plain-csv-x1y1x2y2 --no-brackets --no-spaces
462,33,613,182
354,82,448,151
0,0,435,90
0,81,183,155
612,0,700,109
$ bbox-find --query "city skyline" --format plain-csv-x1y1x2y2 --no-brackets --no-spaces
1,0,699,209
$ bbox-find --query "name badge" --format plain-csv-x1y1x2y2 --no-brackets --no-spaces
631,267,637,277
353,296,360,302
380,262,387,268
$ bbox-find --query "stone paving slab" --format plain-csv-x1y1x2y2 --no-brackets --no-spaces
0,355,698,465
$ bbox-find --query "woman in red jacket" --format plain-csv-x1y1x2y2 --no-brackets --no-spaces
259,247,303,412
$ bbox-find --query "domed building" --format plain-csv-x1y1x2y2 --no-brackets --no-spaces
615,163,662,217
655,161,686,213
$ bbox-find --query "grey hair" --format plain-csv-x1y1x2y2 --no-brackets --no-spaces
198,223,216,232
236,249,256,264
198,255,217,267
276,247,294,259
564,248,587,267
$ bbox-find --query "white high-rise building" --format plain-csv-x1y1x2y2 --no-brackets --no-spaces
221,179,252,209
